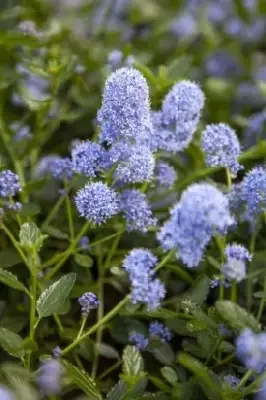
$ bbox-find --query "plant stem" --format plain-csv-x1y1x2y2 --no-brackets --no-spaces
257,276,266,320
41,194,66,230
225,168,232,191
1,224,29,268
27,252,38,368
154,250,175,272
247,231,257,311
230,281,237,302
97,360,121,381
61,296,129,357
53,314,64,334
76,316,88,340
236,369,253,389
64,181,74,241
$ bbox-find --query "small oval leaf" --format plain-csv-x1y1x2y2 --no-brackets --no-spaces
36,273,76,318
0,269,29,295
0,327,24,358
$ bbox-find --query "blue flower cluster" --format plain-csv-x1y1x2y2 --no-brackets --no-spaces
123,249,165,310
72,141,105,177
157,183,234,268
78,292,100,316
201,123,242,176
107,50,135,71
75,182,119,224
155,161,177,188
37,360,63,395
129,321,172,350
236,329,266,372
0,386,15,400
0,170,21,197
119,189,157,232
222,244,252,282
242,167,266,217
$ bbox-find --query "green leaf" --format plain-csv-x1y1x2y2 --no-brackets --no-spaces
42,225,68,240
161,367,178,385
63,360,102,399
95,342,119,359
19,222,47,252
152,343,175,366
0,327,24,358
121,345,146,385
106,381,128,400
19,203,41,217
0,248,23,268
177,352,223,400
190,276,210,306
0,269,29,295
216,301,261,333
74,254,93,268
36,273,76,318
166,56,192,80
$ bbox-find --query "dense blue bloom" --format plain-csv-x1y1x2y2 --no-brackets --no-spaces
115,145,155,183
149,321,172,343
0,386,15,400
236,329,266,372
157,183,234,268
0,170,21,197
155,162,177,188
158,81,204,152
222,244,252,282
123,249,165,310
119,189,157,232
72,141,105,177
78,292,100,316
50,157,73,181
209,276,231,289
98,68,153,145
129,332,148,350
75,182,119,224
205,51,241,78
37,360,63,395
243,111,266,149
242,167,266,216
201,123,242,176
35,155,61,177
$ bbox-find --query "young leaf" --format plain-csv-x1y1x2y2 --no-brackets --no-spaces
122,345,144,378
62,360,102,399
0,269,29,295
0,328,24,358
177,352,223,400
36,273,76,318
161,367,178,385
106,381,128,400
19,222,47,252
74,254,93,268
0,248,22,268
216,301,261,333
95,342,120,359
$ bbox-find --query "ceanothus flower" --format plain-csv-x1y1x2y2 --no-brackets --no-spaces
37,359,63,395
236,329,266,372
0,170,21,197
257,381,266,400
242,167,266,216
75,182,119,224
222,244,252,282
201,123,242,176
78,292,100,316
157,183,234,268
35,155,61,177
107,50,135,71
119,189,157,232
71,141,105,177
52,346,61,358
129,332,148,350
155,161,177,188
50,157,73,181
149,321,172,343
223,375,240,389
158,81,205,152
98,68,153,145
0,386,15,400
115,145,155,183
123,249,165,310
79,236,90,250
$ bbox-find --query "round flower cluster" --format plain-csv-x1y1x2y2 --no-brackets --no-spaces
78,292,100,316
37,359,63,395
0,170,21,197
236,329,266,372
222,244,252,282
129,321,172,350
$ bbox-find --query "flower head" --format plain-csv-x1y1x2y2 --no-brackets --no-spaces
201,123,242,176
155,161,177,188
52,346,61,358
98,68,153,145
50,157,73,181
115,145,155,183
0,386,15,400
0,170,21,197
157,183,234,268
242,167,266,216
129,332,148,350
78,292,100,316
37,359,63,395
236,329,266,372
72,141,105,177
75,182,119,224
79,236,90,250
119,189,157,232
222,244,252,282
159,81,205,152
149,321,172,343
